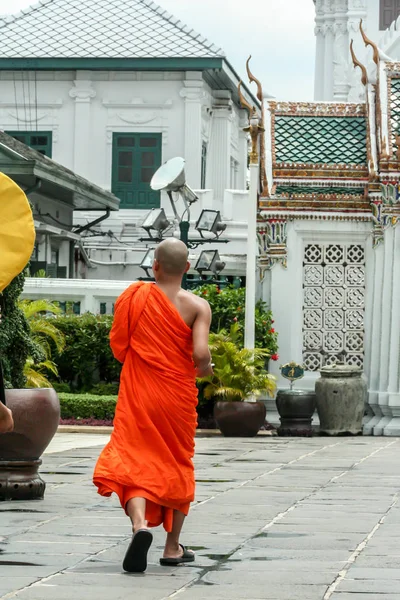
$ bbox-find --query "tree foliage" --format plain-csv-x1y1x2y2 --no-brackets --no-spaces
0,273,42,388
193,284,278,355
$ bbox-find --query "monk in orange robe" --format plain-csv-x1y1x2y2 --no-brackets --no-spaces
94,238,213,573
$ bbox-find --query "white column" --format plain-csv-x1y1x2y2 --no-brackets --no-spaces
244,161,258,350
314,23,326,100
333,20,350,101
323,21,335,101
374,227,395,435
69,71,96,179
363,243,385,435
207,91,233,209
179,73,204,189
238,112,249,190
384,225,400,435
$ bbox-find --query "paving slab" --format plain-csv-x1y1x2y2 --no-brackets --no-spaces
0,434,399,600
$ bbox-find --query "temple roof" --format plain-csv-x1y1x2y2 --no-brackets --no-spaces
0,0,224,59
274,115,367,165
264,101,370,213
272,102,368,167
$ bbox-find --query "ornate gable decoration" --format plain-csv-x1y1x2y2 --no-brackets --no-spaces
265,100,370,213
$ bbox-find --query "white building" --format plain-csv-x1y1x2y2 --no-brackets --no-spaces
314,0,400,101
0,0,257,281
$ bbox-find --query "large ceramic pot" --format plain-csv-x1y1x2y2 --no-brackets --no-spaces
0,388,60,500
315,366,366,436
276,390,316,437
214,401,266,437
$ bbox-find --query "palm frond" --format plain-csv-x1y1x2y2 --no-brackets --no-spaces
19,299,62,319
198,325,277,401
23,357,57,388
29,319,66,353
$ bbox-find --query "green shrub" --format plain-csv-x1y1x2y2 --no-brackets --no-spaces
53,382,71,393
59,393,117,420
48,314,121,391
90,382,119,396
193,284,278,355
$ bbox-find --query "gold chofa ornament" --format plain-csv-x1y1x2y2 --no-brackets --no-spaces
0,172,35,293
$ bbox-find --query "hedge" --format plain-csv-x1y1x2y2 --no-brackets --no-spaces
59,393,117,420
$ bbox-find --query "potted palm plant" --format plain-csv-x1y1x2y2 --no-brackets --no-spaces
198,324,276,437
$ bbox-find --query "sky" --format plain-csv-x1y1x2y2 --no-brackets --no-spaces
0,0,316,101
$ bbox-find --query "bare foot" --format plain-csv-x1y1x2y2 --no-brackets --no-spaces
0,404,13,433
163,543,194,560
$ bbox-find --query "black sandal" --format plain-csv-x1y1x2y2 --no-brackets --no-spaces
159,544,195,566
123,529,153,573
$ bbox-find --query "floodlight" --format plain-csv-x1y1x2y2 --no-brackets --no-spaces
140,248,155,276
195,249,226,275
195,209,227,237
141,208,170,237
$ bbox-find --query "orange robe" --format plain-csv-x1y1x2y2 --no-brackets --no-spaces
93,282,198,532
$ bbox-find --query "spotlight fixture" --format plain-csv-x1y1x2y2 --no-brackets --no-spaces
195,209,227,238
140,248,155,277
195,249,226,276
141,208,170,238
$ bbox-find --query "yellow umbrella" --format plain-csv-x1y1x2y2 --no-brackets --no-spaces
0,172,35,293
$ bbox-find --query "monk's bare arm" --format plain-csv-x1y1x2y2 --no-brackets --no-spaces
0,402,13,433
192,300,213,377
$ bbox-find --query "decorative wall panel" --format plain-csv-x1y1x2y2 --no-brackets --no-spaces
302,243,365,371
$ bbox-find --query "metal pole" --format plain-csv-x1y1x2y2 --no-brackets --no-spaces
244,161,259,349
179,221,190,290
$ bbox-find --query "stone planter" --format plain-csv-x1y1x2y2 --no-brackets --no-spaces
315,366,366,436
275,390,316,436
0,388,60,500
214,401,266,437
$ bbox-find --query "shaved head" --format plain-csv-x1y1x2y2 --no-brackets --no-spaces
154,238,189,277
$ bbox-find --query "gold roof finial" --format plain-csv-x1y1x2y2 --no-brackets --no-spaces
238,80,257,119
350,39,368,86
246,55,263,103
360,19,379,65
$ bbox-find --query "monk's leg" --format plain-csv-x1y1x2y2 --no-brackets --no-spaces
126,497,148,532
163,510,186,558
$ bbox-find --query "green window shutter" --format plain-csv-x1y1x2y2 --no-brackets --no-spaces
5,131,53,157
111,133,162,209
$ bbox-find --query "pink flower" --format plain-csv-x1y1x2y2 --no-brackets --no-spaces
233,317,238,322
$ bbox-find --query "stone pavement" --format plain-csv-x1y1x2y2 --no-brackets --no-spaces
0,434,399,600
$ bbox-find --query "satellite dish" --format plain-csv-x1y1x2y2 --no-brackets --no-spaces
150,157,198,205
